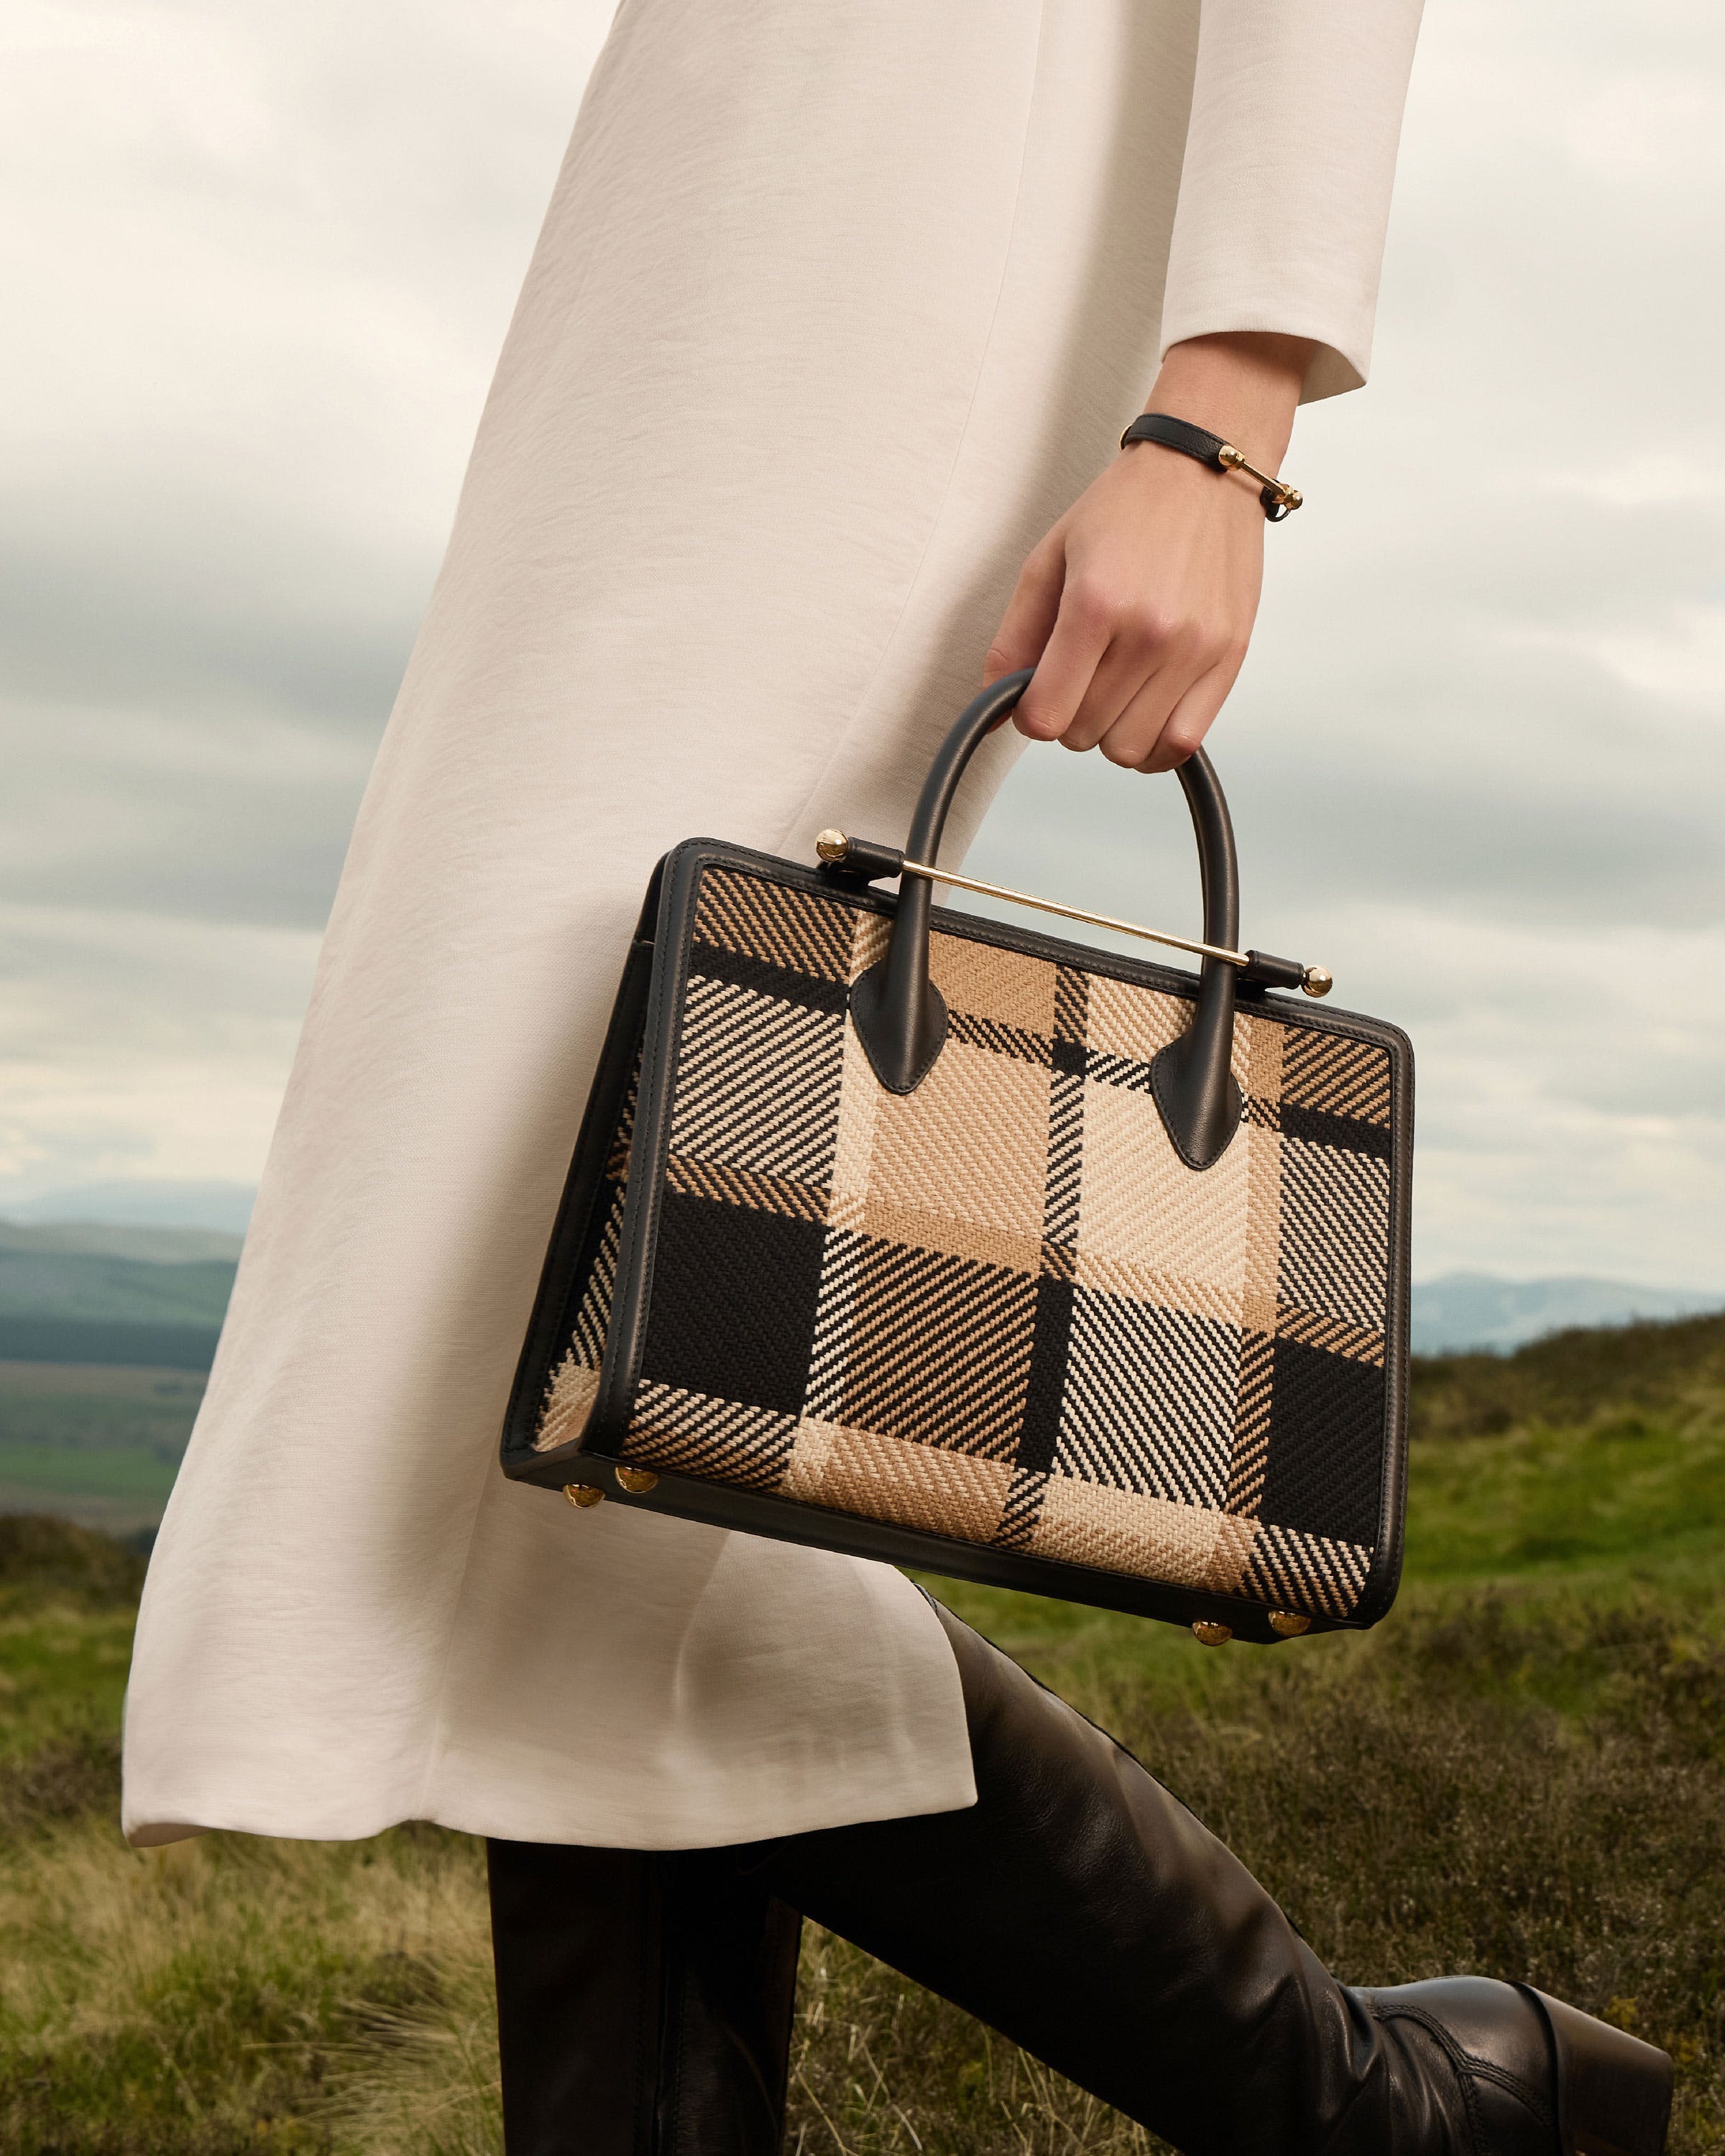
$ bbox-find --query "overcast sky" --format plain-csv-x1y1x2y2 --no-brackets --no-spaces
2,0,1721,1287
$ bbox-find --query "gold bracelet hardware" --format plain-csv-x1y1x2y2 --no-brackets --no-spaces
814,833,1331,998
1218,443,1302,515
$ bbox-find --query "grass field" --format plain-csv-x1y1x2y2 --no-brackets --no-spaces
0,1363,203,1536
1,1316,1722,2154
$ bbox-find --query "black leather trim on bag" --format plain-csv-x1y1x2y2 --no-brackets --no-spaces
582,841,710,1457
497,874,661,1459
523,1450,1324,1644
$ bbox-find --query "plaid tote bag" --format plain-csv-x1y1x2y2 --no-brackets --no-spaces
502,671,1412,1644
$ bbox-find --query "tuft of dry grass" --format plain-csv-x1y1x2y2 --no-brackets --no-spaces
788,1927,1160,2156
0,1819,491,2155
318,1920,502,2156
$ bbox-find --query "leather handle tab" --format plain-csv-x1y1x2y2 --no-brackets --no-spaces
848,670,1245,1168
1240,948,1307,991
817,834,905,886
848,671,1029,1092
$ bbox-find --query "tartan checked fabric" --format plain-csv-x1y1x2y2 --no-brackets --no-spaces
533,865,1396,1621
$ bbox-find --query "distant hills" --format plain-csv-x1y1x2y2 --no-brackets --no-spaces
0,1187,252,1373
0,1220,244,1266
0,1221,235,1371
1410,1272,1721,1355
0,1210,1717,1366
0,1181,255,1235
1409,1305,1725,1443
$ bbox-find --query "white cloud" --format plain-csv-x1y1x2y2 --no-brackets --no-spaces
0,903,319,1194
0,0,611,1202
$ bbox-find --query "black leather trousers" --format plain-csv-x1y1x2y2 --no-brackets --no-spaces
488,1606,1662,2156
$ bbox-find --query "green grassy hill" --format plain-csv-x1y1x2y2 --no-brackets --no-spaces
0,1244,231,1373
0,1364,206,1535
1,1317,1722,2154
0,1248,234,1328
0,1226,231,1529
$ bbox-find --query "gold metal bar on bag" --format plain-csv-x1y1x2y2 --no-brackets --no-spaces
813,830,1333,995
896,857,1250,968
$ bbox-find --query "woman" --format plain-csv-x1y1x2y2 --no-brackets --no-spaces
121,3,1674,2150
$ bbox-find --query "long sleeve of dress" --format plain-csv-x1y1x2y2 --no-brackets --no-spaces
1160,0,1425,401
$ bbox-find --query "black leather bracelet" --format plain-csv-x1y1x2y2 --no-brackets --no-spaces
1119,411,1302,522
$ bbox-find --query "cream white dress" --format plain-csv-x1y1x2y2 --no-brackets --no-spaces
122,0,1423,1850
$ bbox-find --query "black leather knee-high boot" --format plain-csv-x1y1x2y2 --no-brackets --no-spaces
740,1608,1673,2156
488,1611,1671,2155
485,1839,802,2156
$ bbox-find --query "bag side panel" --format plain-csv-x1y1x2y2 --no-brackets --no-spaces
499,938,650,1470
525,1053,638,1460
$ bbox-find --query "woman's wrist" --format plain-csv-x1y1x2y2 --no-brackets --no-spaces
985,331,1317,769
1138,332,1312,476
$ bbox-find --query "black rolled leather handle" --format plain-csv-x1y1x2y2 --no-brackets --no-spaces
849,668,1244,1169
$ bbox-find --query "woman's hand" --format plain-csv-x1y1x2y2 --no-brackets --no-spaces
983,332,1313,772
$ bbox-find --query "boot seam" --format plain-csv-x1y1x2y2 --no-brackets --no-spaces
1368,2004,1487,2155
1371,2001,1555,2146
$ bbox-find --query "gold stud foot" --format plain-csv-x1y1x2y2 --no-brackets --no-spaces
615,1466,659,1495
563,1483,604,1509
1268,1611,1310,1638
1191,1620,1233,1647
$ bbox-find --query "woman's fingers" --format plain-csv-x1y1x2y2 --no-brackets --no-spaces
1008,572,1114,742
1064,601,1227,755
1007,538,1231,750
1060,644,1171,754
1133,650,1246,772
1009,566,1200,745
982,537,1064,688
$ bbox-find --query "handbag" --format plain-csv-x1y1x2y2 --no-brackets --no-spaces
501,671,1412,1645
